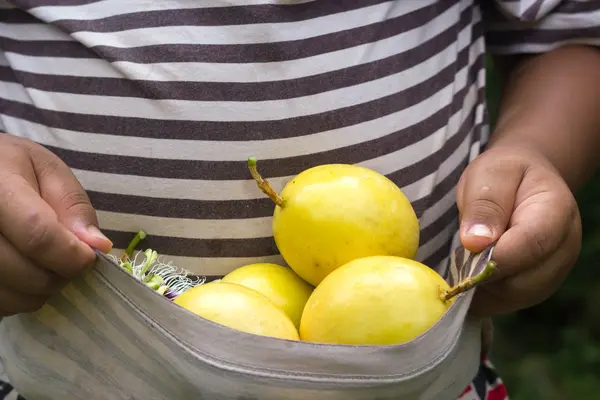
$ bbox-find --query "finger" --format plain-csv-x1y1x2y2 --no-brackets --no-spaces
0,285,48,317
489,188,577,281
28,144,113,254
457,152,526,253
0,166,96,279
0,233,67,296
469,217,581,317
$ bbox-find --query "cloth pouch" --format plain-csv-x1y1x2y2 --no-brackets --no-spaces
0,245,494,400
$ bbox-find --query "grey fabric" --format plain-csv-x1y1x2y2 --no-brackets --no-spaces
0,245,494,400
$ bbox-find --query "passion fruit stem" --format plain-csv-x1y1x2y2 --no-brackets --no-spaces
120,229,147,262
121,261,133,275
247,156,285,207
144,274,164,290
440,260,497,301
140,249,159,281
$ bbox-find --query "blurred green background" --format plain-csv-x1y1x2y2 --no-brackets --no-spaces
485,56,600,400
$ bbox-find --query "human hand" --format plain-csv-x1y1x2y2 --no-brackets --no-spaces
456,145,582,317
0,134,113,316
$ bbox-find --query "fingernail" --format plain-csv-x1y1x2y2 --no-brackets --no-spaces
87,225,112,244
466,224,494,238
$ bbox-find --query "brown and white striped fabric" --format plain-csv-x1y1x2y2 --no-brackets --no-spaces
0,0,491,276
0,0,599,399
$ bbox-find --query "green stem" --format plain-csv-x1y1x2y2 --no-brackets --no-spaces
120,230,147,262
120,261,133,275
247,156,285,207
144,274,164,290
140,249,158,281
440,260,498,301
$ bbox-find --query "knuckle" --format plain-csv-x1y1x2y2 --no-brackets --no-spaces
21,211,56,253
468,197,508,222
523,228,551,263
60,189,94,215
66,235,83,254
34,155,61,181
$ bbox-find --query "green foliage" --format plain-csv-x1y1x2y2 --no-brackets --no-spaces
485,55,600,399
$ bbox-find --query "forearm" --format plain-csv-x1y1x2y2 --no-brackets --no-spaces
489,45,600,191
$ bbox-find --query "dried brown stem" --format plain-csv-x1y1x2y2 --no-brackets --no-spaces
247,157,285,207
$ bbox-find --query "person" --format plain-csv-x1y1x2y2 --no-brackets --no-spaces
0,0,598,398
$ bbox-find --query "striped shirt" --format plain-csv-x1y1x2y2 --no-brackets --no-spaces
0,1,599,399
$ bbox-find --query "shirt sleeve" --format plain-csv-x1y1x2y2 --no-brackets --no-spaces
483,0,600,55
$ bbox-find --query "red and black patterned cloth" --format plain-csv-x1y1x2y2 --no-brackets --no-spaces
458,357,509,400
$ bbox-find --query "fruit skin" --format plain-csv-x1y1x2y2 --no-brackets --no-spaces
173,281,299,341
299,256,453,345
221,263,313,329
273,164,419,286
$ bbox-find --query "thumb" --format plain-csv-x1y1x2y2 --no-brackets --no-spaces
457,157,524,253
30,145,113,254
